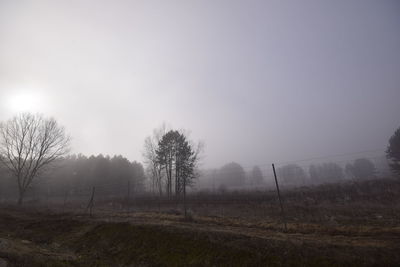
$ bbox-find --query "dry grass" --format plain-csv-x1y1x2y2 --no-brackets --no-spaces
0,178,399,266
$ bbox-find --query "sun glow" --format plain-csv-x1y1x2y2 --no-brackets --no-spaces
5,90,46,113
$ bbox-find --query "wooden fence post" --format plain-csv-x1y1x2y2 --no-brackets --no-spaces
272,164,287,231
86,186,95,217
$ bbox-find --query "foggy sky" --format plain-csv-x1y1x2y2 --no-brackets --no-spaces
1,0,399,168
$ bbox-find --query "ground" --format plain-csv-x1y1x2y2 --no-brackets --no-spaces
0,178,399,266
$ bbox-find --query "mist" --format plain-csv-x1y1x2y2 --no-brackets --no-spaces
1,0,399,169
1,1,400,266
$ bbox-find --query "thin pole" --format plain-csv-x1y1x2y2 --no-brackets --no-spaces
272,164,287,231
86,186,95,217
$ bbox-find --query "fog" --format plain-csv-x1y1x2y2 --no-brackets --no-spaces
1,0,400,169
2,2,400,265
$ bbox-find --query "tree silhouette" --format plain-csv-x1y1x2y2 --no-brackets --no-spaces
345,158,375,180
218,162,246,189
277,164,307,186
250,166,264,186
0,113,70,204
156,130,201,198
309,163,344,184
387,127,400,175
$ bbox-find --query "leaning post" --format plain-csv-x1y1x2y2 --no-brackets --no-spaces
272,163,287,231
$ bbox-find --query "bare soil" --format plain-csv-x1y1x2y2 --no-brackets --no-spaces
0,205,398,266
0,178,399,266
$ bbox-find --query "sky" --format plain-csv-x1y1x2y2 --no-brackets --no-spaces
0,0,399,169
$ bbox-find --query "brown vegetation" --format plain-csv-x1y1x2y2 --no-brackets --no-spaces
0,177,399,266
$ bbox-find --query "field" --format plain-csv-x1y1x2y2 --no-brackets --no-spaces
0,178,399,266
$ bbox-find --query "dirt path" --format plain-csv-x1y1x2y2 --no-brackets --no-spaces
93,210,400,249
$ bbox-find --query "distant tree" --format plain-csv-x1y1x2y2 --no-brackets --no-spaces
250,166,264,186
143,125,167,195
277,164,307,186
108,155,135,195
43,154,145,198
217,162,246,189
309,163,344,184
0,113,70,204
91,154,111,187
157,130,181,197
386,127,400,175
130,161,146,192
155,129,202,217
110,156,132,185
345,158,375,180
74,154,91,189
174,132,201,215
309,165,319,183
156,130,202,198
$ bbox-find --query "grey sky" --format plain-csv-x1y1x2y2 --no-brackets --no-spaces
1,0,399,168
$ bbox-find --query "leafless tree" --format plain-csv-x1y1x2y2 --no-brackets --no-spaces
0,113,70,204
143,124,167,196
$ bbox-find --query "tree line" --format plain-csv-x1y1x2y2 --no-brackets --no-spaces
277,158,377,186
0,153,146,201
197,157,382,191
0,113,147,204
0,112,400,204
49,154,145,197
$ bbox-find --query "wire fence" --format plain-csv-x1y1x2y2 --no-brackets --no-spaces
1,148,397,226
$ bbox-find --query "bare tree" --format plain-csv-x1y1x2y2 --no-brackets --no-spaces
0,113,70,204
143,124,167,196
